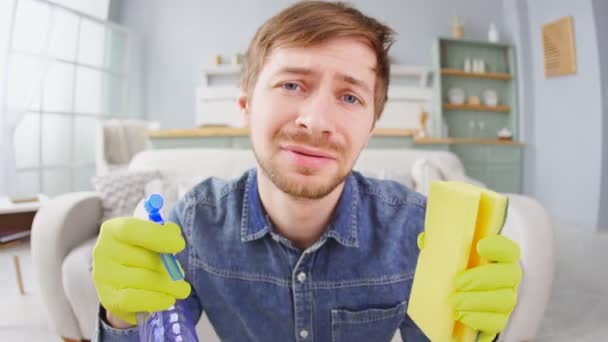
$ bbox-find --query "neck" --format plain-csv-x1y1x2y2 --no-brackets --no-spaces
256,168,345,250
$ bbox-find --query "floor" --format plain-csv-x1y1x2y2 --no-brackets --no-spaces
1,222,607,342
532,223,608,341
0,240,62,341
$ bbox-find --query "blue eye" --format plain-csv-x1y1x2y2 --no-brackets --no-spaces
282,82,300,91
343,94,360,105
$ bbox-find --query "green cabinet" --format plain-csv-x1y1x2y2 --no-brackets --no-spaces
429,37,523,193
433,37,518,140
450,144,522,193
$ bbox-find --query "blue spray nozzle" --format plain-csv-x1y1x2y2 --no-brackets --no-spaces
144,194,165,224
144,194,164,213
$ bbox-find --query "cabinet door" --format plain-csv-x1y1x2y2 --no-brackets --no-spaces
486,146,522,193
488,146,521,164
450,145,486,164
452,145,523,193
461,162,488,187
487,164,522,193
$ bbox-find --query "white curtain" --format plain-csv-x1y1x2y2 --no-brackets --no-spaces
0,0,54,197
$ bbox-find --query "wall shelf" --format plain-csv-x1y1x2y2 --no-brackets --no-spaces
441,68,512,80
443,104,511,112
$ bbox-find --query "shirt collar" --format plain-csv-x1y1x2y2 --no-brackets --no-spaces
240,168,359,248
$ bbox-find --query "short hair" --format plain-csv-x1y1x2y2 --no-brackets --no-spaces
241,1,396,120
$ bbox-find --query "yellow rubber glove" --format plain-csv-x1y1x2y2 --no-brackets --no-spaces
92,217,191,325
417,233,522,342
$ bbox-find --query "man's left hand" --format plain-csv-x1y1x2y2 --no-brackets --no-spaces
450,235,522,342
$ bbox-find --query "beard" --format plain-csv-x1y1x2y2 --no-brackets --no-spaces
252,127,352,200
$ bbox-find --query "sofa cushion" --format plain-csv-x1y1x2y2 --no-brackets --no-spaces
92,170,163,221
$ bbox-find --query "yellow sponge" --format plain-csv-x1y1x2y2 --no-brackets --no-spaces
407,181,508,342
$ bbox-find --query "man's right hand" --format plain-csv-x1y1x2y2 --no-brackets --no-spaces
92,217,192,326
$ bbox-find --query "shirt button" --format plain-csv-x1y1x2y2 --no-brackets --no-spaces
297,272,307,283
299,329,309,338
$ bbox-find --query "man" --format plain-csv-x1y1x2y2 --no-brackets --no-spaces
92,2,521,341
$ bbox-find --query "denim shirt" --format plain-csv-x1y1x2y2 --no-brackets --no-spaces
95,168,430,341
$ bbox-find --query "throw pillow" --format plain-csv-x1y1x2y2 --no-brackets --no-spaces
92,170,163,222
411,158,445,196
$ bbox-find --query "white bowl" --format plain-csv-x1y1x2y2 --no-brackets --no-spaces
448,88,465,104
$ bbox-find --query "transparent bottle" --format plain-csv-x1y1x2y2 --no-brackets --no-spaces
138,303,198,342
468,120,476,138
137,194,199,342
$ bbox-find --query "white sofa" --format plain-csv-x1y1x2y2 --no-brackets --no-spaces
30,148,555,342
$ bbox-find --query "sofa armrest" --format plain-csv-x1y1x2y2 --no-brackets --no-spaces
498,194,556,342
31,191,103,339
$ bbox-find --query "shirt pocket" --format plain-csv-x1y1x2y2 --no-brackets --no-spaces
331,301,407,342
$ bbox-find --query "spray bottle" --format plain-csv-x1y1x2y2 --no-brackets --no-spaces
137,194,199,342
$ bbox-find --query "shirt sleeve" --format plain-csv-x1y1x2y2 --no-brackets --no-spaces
92,305,139,342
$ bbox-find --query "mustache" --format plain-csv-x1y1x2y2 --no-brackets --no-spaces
276,128,344,153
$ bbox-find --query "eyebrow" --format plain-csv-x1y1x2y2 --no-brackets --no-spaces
339,73,372,95
274,67,373,95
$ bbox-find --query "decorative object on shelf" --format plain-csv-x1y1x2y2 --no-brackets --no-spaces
448,87,465,104
467,95,481,106
464,58,472,72
213,55,223,65
472,59,486,73
478,121,486,136
488,22,499,43
416,107,430,138
232,53,242,65
452,16,464,39
468,120,476,138
482,89,499,106
497,127,513,140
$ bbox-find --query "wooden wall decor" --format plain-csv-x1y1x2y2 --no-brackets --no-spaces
542,16,577,77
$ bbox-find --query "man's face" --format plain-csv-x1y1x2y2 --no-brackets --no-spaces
240,37,377,199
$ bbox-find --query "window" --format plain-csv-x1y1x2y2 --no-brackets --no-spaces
3,0,137,197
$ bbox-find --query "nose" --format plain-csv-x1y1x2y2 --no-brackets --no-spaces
294,90,336,136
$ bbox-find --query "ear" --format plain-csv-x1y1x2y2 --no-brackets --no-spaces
238,91,249,127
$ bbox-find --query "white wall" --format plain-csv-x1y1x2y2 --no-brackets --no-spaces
523,0,604,229
112,0,508,128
